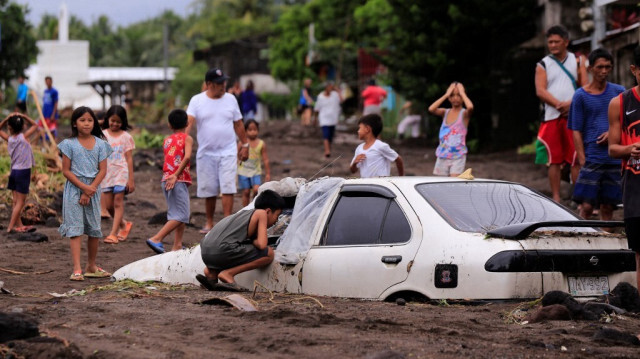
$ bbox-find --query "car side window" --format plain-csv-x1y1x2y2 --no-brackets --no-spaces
380,201,411,244
324,194,411,246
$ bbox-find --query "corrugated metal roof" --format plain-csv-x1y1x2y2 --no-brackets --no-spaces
86,67,178,82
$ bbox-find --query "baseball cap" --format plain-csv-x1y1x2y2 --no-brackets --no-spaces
205,68,229,84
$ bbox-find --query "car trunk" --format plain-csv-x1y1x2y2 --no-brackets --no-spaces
485,232,636,296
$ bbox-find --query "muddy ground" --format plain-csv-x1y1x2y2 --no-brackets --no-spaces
1,121,639,359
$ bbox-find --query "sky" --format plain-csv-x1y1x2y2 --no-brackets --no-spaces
13,0,195,27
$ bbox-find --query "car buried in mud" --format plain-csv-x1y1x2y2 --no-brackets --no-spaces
114,176,637,300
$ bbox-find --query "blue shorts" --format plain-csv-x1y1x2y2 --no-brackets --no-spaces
8,168,31,194
572,162,622,207
322,126,336,142
102,185,127,194
238,175,261,190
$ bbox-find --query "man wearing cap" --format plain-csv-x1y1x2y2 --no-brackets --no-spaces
186,68,250,233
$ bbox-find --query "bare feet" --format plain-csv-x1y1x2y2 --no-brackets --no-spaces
217,271,235,284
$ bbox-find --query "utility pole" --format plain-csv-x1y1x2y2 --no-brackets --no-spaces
163,23,169,93
591,1,607,50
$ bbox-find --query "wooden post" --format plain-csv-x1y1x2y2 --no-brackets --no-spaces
29,89,62,170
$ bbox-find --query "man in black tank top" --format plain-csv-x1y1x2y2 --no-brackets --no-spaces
608,45,640,291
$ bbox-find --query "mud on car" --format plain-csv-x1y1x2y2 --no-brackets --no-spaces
115,177,636,300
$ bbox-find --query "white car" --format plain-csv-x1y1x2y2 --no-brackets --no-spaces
114,176,636,300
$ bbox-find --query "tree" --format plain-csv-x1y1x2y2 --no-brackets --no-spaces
269,0,365,83
355,0,538,147
0,0,38,87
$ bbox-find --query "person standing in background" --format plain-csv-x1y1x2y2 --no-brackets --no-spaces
534,25,587,202
41,76,59,138
361,78,387,116
240,80,258,123
15,75,28,114
298,78,314,126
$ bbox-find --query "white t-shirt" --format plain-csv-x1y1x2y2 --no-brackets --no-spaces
314,91,341,127
351,139,399,178
187,92,242,157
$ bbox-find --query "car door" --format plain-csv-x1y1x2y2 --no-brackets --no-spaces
301,184,423,299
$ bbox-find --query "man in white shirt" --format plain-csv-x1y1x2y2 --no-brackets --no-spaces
186,68,249,233
314,81,342,158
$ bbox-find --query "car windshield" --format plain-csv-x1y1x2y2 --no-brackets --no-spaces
416,181,579,233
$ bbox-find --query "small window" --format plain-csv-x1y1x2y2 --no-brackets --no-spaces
380,201,411,244
324,194,411,246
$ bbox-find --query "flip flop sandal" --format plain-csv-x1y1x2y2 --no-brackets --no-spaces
11,226,36,233
117,221,133,241
103,235,119,244
84,267,111,278
146,239,165,254
70,272,85,281
195,274,218,291
199,227,212,234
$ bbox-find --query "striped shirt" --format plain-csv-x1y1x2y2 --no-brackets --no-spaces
568,82,625,164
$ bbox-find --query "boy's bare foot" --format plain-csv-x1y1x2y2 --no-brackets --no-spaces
217,271,235,284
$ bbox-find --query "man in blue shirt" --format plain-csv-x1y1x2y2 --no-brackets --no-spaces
15,75,28,113
41,76,59,138
568,48,625,223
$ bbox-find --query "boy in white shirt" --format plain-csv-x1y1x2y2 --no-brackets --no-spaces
350,114,404,178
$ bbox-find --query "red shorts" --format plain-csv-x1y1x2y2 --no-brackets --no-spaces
537,117,576,165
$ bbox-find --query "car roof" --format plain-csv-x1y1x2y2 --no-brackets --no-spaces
342,176,511,186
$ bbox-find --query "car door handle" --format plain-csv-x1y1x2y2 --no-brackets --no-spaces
381,255,402,264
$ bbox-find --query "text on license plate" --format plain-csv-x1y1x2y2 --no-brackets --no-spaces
568,276,609,296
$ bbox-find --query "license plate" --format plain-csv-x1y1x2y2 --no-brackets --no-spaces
568,276,609,296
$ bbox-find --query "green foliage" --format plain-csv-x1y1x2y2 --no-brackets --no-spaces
0,0,38,86
260,92,298,116
172,54,208,107
133,128,165,149
354,0,537,146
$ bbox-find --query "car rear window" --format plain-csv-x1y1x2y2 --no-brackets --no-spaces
416,182,579,233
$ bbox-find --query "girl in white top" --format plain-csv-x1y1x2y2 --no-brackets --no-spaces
101,105,135,244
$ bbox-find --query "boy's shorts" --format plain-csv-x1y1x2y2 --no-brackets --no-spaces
202,244,269,272
102,185,127,194
196,154,237,197
238,175,261,190
572,162,622,207
434,156,466,176
536,117,576,165
162,181,190,223
8,168,31,194
321,126,336,143
624,217,640,252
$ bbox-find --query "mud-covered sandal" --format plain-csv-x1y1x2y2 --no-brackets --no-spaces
103,235,119,244
70,272,84,281
84,267,111,278
195,274,218,291
117,221,133,241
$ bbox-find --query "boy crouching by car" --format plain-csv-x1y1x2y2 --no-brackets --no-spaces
196,190,284,291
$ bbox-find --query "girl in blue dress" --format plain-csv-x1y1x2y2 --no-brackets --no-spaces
58,107,113,281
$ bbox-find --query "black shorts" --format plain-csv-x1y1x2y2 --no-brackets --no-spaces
8,168,31,194
203,245,269,272
624,217,640,252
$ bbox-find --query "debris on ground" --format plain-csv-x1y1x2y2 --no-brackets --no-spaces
0,312,39,343
200,294,258,311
